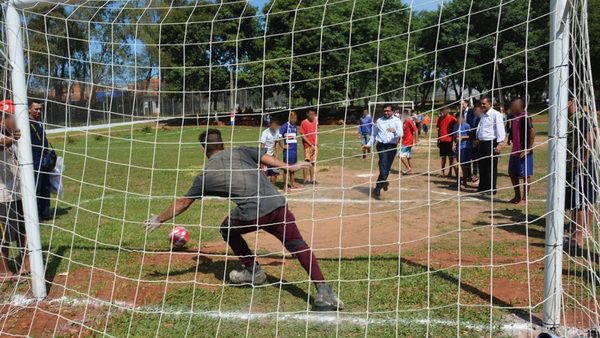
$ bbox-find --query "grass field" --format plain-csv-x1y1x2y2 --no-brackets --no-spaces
0,119,594,337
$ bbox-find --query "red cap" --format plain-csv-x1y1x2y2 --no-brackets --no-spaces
0,100,15,114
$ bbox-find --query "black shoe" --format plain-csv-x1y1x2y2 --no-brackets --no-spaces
382,182,389,191
372,188,381,200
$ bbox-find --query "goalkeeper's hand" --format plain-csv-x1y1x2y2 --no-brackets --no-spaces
144,215,161,232
287,162,310,173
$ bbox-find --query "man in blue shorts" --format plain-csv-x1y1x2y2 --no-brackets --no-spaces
280,111,299,189
506,97,535,204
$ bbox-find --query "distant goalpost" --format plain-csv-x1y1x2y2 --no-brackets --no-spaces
0,0,598,337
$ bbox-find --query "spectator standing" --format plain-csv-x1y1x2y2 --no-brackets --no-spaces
470,105,483,183
460,99,475,128
506,98,535,205
362,104,403,200
260,119,281,185
413,112,423,136
358,108,373,159
300,109,318,185
436,107,456,177
0,100,29,278
475,97,506,195
564,96,597,250
229,109,236,126
452,114,471,187
280,111,300,189
422,113,431,135
29,99,52,221
399,110,418,175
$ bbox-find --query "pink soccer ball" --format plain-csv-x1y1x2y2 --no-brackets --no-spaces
169,226,189,249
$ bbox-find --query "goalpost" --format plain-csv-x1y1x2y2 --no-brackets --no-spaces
0,0,598,336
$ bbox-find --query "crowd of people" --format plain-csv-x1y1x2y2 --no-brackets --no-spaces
259,108,320,190
358,98,538,203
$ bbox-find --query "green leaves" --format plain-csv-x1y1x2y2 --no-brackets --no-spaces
18,0,586,110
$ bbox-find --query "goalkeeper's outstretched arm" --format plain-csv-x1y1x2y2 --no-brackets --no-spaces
260,153,309,172
144,198,195,232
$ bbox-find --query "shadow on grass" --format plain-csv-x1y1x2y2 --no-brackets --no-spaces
43,245,313,306
163,254,314,305
42,244,542,324
51,206,72,218
474,209,546,240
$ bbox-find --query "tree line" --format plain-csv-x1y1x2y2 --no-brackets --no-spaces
3,0,597,113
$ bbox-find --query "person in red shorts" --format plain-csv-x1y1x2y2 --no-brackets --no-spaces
436,107,456,177
300,108,319,185
144,129,343,310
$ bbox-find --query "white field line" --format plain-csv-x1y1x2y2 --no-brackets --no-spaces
5,294,579,336
76,194,546,206
46,118,167,135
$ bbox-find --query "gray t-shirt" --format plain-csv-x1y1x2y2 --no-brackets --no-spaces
186,146,286,221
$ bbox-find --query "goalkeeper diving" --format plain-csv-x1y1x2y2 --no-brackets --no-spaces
144,128,343,310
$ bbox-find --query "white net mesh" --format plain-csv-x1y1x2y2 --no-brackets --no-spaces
0,0,598,336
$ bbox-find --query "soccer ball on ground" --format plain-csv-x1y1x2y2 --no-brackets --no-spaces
169,226,189,249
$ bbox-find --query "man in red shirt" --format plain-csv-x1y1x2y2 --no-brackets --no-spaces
437,107,456,177
300,109,318,184
399,110,418,174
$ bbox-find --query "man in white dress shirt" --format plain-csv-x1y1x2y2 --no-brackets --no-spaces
362,103,404,199
476,97,506,194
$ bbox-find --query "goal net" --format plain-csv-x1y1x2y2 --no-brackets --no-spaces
0,0,597,336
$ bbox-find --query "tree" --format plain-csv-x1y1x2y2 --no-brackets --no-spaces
415,0,549,104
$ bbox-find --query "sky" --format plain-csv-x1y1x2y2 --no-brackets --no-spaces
249,0,442,12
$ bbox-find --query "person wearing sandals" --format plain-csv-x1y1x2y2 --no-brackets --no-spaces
0,100,30,280
564,96,597,252
399,110,418,175
300,109,318,185
506,98,535,205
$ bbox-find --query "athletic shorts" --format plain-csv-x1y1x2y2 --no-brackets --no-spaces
508,153,534,177
565,164,598,210
282,149,297,164
304,146,317,163
454,147,472,165
0,201,25,244
399,146,412,158
439,141,453,157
